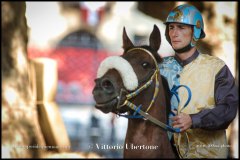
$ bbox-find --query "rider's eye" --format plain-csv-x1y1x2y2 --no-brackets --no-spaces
142,62,149,69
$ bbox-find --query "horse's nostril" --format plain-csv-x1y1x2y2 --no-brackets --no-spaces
101,79,114,91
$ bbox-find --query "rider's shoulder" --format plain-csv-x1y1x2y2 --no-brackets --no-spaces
161,56,176,64
159,56,178,70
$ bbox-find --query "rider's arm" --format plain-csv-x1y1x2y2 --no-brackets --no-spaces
190,65,238,130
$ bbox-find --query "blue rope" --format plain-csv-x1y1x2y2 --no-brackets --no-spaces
117,104,180,133
117,84,192,133
170,84,192,115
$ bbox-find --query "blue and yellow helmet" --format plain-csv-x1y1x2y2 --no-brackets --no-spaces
164,4,205,46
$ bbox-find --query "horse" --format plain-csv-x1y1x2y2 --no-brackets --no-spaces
92,25,176,158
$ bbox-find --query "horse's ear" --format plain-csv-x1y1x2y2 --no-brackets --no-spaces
122,27,134,51
149,24,161,52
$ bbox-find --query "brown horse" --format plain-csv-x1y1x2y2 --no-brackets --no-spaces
92,25,176,158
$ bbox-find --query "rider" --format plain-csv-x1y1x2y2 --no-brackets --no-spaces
159,4,238,158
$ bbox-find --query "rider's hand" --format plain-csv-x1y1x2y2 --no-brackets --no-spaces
171,111,192,132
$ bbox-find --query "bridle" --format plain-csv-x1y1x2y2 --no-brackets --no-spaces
116,47,179,132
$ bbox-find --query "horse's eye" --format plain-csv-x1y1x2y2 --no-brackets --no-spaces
142,62,149,68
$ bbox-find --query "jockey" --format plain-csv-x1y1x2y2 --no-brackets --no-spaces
159,4,238,158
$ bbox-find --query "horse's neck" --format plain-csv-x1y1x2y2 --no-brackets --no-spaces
126,91,167,138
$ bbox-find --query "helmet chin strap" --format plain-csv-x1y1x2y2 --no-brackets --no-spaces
174,41,195,54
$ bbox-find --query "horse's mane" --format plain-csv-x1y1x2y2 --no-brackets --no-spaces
161,75,171,125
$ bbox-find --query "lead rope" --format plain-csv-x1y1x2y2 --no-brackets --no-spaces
176,132,190,158
170,85,192,158
174,106,190,159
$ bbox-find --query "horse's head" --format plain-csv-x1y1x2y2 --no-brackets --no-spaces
92,25,162,114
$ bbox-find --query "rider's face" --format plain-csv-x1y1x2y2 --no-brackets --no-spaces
168,23,193,50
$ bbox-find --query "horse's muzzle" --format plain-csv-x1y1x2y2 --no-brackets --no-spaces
92,77,128,113
92,77,118,113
